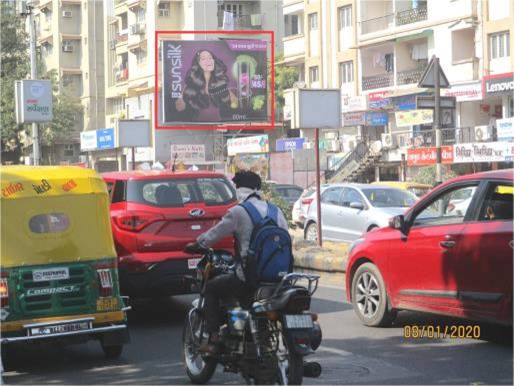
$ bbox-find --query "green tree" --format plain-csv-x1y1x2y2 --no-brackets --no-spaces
261,181,294,227
273,54,299,114
412,165,458,186
0,3,30,160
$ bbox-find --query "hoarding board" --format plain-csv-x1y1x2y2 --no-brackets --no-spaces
15,80,53,123
162,40,267,124
227,134,269,156
118,119,152,148
395,109,434,127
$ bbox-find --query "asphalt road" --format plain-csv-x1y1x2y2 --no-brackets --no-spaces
3,273,513,385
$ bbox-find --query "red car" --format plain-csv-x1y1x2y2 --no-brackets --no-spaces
346,170,513,326
102,170,236,297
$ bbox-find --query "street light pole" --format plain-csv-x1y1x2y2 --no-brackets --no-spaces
28,5,40,165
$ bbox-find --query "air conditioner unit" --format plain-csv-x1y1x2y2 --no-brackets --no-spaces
327,140,340,152
130,24,140,35
474,125,492,142
62,10,72,18
137,23,146,34
62,44,74,52
381,133,397,149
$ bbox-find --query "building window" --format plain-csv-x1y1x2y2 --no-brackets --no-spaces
64,144,74,157
339,61,354,85
136,49,146,65
135,7,145,23
158,2,170,17
309,66,319,83
452,28,474,62
285,14,301,36
308,13,318,30
489,31,510,59
338,5,352,29
63,75,74,87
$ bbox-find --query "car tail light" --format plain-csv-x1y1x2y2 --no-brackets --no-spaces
114,211,164,232
0,277,9,308
97,269,113,297
301,198,314,206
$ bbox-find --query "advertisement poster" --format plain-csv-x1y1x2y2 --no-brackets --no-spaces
496,117,514,142
395,109,433,127
407,146,453,166
162,40,267,124
229,153,269,180
276,138,305,152
227,134,269,156
170,144,206,164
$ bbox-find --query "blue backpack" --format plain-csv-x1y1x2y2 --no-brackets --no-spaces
240,201,294,287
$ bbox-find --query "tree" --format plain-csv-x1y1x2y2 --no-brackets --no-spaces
412,165,457,186
273,54,299,114
0,3,29,161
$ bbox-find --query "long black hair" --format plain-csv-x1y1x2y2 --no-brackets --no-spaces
182,50,231,112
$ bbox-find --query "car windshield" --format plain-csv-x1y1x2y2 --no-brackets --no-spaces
127,177,236,207
362,188,417,208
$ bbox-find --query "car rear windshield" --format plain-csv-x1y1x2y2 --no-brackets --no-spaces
362,188,417,208
127,177,236,207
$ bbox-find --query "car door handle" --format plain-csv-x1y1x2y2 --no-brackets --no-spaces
440,235,456,249
510,240,514,249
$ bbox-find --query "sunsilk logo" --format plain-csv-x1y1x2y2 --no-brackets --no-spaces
167,44,182,98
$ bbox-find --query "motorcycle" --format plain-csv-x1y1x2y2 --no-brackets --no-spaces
182,247,322,385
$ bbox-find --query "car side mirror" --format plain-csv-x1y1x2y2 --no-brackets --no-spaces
389,215,406,232
350,201,365,210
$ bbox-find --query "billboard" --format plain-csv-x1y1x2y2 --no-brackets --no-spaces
162,40,268,125
170,144,206,164
227,134,269,156
15,80,53,123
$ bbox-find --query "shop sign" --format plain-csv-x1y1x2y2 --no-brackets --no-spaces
170,144,206,164
369,98,394,110
483,72,514,97
407,146,453,166
441,81,483,102
276,138,305,152
365,112,388,126
394,95,417,111
496,117,514,142
97,128,115,150
368,91,393,101
504,142,514,162
395,109,433,127
227,134,269,156
80,130,98,151
343,111,366,126
453,142,509,163
342,95,367,112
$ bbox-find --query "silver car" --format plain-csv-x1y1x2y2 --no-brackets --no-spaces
303,183,417,243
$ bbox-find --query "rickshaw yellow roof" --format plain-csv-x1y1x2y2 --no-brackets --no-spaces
1,166,107,199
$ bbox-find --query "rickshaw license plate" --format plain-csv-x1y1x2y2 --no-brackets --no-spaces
285,315,313,329
29,321,91,336
188,258,201,269
97,297,118,312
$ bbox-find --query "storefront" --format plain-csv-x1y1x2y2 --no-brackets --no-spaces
483,72,514,123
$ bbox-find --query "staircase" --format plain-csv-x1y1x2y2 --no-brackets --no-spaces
325,142,383,183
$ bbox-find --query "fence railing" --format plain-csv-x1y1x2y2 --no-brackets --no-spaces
390,127,497,148
397,66,426,86
362,73,394,91
325,141,369,180
395,6,428,26
360,5,428,34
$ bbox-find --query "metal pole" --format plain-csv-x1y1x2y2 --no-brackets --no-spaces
434,56,442,184
315,128,322,247
131,147,136,170
29,9,40,165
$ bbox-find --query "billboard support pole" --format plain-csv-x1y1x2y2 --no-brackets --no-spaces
434,56,442,184
131,147,136,170
29,8,40,165
315,127,322,247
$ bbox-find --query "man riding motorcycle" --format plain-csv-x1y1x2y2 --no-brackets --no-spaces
185,171,288,355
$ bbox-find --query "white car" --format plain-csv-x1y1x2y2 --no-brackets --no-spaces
291,186,329,228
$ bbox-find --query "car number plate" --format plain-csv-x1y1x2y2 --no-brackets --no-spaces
285,314,313,329
97,297,118,312
29,321,91,337
32,267,69,282
188,258,201,269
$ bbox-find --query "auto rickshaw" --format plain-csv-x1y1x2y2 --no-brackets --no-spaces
0,166,129,361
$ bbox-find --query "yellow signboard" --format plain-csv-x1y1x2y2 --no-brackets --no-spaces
395,109,434,127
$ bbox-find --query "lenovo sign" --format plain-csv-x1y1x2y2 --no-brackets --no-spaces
483,72,514,96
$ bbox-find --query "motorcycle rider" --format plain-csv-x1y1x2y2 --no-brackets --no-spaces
185,170,288,355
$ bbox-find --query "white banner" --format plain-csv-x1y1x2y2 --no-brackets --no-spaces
453,142,510,163
80,130,97,151
497,117,514,142
227,134,269,156
441,81,482,102
170,144,206,164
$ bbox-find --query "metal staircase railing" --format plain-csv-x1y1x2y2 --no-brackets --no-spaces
325,141,369,181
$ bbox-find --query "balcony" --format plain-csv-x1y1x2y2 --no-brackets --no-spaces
283,34,305,59
218,14,264,30
360,5,428,35
115,67,129,83
362,73,394,91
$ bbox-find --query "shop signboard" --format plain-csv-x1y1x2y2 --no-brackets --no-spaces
342,95,367,112
80,130,98,151
393,95,417,111
453,142,509,163
395,109,433,127
276,138,305,152
407,146,453,166
483,72,514,97
227,134,269,156
365,112,388,126
97,128,115,150
496,117,514,142
15,80,53,123
170,144,206,164
441,81,482,102
369,98,394,110
343,111,366,126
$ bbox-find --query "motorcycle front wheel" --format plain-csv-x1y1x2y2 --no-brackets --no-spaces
182,310,217,385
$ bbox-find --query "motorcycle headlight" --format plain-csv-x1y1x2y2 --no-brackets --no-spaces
348,238,364,255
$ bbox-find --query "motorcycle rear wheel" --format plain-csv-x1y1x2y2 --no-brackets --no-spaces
182,312,217,384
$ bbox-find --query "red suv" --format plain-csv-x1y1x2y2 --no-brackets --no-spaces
102,171,236,297
346,170,513,327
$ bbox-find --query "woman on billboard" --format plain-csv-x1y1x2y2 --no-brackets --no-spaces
175,50,238,122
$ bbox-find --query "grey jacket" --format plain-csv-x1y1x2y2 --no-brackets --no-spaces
197,196,288,281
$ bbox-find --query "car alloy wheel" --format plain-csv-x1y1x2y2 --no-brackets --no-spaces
355,271,380,318
305,223,318,242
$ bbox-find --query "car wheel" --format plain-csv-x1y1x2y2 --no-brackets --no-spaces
351,263,396,327
304,222,318,242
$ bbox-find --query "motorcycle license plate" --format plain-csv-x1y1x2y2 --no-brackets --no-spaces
188,258,201,269
284,314,313,329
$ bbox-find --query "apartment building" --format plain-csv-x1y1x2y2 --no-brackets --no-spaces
96,0,283,171
32,0,104,164
283,0,513,182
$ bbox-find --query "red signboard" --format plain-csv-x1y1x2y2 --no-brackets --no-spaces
407,146,454,166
